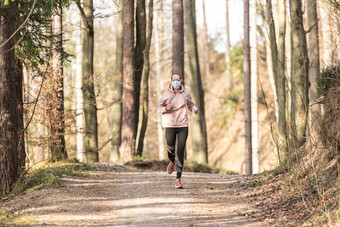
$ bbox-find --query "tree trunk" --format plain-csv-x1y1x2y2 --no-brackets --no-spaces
75,6,84,163
290,0,309,148
307,0,320,131
184,0,208,164
120,0,136,163
78,0,99,163
259,1,278,121
225,0,231,89
202,0,210,88
134,0,146,141
243,0,252,175
285,10,292,134
15,59,26,168
172,0,184,80
0,2,19,194
110,0,123,162
136,0,154,156
51,1,67,161
155,1,166,160
276,0,287,156
319,1,332,68
250,0,258,173
264,0,287,162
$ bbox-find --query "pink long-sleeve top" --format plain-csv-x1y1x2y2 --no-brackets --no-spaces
157,84,197,128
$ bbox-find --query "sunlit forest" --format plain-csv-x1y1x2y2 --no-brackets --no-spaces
1,0,339,225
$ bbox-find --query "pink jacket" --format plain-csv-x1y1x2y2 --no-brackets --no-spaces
157,84,197,128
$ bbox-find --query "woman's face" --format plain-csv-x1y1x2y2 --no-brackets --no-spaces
172,74,181,81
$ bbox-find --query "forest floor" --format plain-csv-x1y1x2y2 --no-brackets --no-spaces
0,163,272,226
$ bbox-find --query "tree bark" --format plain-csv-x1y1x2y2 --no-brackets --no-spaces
134,0,146,141
184,0,208,164
202,0,210,88
243,0,252,175
285,10,292,133
225,0,231,89
15,59,26,168
0,2,19,194
264,0,287,162
78,0,99,163
276,0,287,156
136,0,154,156
120,0,136,163
51,1,67,161
319,1,332,68
172,0,184,81
307,0,320,131
110,0,123,162
290,0,309,148
75,5,84,163
154,1,166,160
250,0,258,173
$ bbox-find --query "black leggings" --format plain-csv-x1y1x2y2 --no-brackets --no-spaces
165,127,188,179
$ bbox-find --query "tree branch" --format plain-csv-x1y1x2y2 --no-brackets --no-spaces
0,0,37,49
76,0,91,30
305,19,319,34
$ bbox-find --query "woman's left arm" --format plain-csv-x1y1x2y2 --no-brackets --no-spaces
186,93,199,114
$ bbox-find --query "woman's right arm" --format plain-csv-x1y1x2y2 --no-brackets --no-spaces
157,92,168,114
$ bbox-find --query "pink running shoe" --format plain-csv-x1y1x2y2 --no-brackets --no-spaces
175,178,183,189
167,161,175,174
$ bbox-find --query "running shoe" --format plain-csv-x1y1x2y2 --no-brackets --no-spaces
167,161,175,174
175,178,183,189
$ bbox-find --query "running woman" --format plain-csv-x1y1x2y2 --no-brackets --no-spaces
157,73,199,189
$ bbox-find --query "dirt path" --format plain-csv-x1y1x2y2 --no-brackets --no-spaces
1,165,268,226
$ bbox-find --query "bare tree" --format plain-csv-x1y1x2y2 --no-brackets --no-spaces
134,0,146,141
75,5,84,162
319,1,332,68
250,0,258,173
51,1,68,161
290,0,309,148
225,0,231,89
184,0,208,164
77,0,99,163
276,0,287,156
15,59,25,168
110,0,123,162
0,1,19,194
307,0,320,130
202,0,210,87
172,0,184,79
136,0,154,156
263,0,287,161
154,1,166,160
120,0,136,163
243,0,252,175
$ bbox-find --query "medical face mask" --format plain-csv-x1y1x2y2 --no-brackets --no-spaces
172,80,181,89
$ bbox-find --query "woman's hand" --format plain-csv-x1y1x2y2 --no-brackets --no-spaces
193,107,199,115
166,104,173,111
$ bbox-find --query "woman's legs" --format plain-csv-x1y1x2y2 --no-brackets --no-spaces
165,127,188,179
175,127,188,179
165,128,176,163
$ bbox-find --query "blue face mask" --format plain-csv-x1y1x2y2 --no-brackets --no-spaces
172,80,181,89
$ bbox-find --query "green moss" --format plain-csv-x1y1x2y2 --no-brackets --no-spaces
4,162,91,198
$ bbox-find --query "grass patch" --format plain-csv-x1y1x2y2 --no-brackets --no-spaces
5,161,92,198
0,211,39,226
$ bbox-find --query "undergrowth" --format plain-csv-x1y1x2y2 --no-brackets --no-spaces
3,161,92,199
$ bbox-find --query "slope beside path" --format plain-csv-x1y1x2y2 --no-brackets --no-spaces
0,164,268,226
